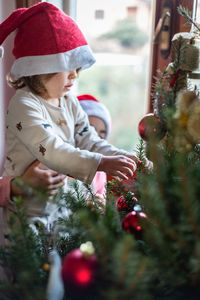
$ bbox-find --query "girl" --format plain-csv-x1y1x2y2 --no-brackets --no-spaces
0,3,137,222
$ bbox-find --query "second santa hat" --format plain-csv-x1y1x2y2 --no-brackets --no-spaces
0,2,95,79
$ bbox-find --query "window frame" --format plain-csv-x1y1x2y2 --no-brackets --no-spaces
147,0,194,112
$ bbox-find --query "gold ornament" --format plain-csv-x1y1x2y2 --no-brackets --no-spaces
80,241,95,258
187,101,200,142
178,113,188,128
43,263,50,271
172,33,199,71
174,90,200,152
176,90,197,115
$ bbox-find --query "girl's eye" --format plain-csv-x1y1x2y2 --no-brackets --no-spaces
76,68,81,74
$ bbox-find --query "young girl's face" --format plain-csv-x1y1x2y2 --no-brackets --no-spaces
88,116,107,139
42,70,78,99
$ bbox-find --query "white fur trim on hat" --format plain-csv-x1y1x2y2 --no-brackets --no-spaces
0,46,4,58
11,45,95,79
79,100,111,139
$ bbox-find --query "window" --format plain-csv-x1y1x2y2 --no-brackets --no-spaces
42,0,63,10
76,0,152,151
127,6,137,20
195,0,200,28
95,10,104,19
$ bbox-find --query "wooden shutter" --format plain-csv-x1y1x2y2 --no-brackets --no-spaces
148,0,194,112
16,0,41,8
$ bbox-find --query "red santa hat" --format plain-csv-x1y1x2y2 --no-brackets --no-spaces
0,2,95,79
77,94,112,139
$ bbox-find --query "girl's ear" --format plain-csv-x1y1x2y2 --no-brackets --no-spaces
0,46,4,58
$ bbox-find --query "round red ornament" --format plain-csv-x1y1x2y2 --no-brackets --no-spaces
116,195,137,212
122,211,147,239
138,113,166,142
61,242,98,293
116,196,130,211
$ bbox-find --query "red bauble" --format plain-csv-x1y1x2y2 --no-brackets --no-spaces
61,248,98,293
122,211,147,239
116,196,130,211
138,113,166,142
116,195,137,212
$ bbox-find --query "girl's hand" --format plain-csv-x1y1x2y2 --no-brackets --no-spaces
124,153,139,164
97,155,137,180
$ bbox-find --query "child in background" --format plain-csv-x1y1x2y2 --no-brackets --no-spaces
78,94,112,197
0,3,138,227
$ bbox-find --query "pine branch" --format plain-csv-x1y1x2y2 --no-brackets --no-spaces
177,5,200,32
0,198,48,299
135,139,146,161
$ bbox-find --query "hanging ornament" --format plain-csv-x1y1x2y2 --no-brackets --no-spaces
116,196,129,211
172,32,199,71
133,203,142,212
138,113,167,142
116,195,137,212
61,241,98,294
122,211,147,240
43,263,50,271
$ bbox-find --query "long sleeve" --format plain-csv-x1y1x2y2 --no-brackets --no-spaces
5,90,101,184
0,177,13,206
5,90,131,185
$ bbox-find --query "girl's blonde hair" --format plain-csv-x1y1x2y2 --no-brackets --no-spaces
7,73,57,97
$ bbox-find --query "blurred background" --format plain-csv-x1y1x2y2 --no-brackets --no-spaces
77,0,152,151
43,0,153,151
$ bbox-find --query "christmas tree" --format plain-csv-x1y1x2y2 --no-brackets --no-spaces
1,5,200,300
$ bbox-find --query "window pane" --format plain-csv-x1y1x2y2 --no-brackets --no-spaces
196,1,200,24
42,0,63,10
77,0,152,151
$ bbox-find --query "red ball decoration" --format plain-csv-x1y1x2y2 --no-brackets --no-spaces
61,248,98,293
116,195,137,212
116,196,130,211
122,211,147,239
138,113,166,142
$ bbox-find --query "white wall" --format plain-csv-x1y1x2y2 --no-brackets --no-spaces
0,0,16,175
